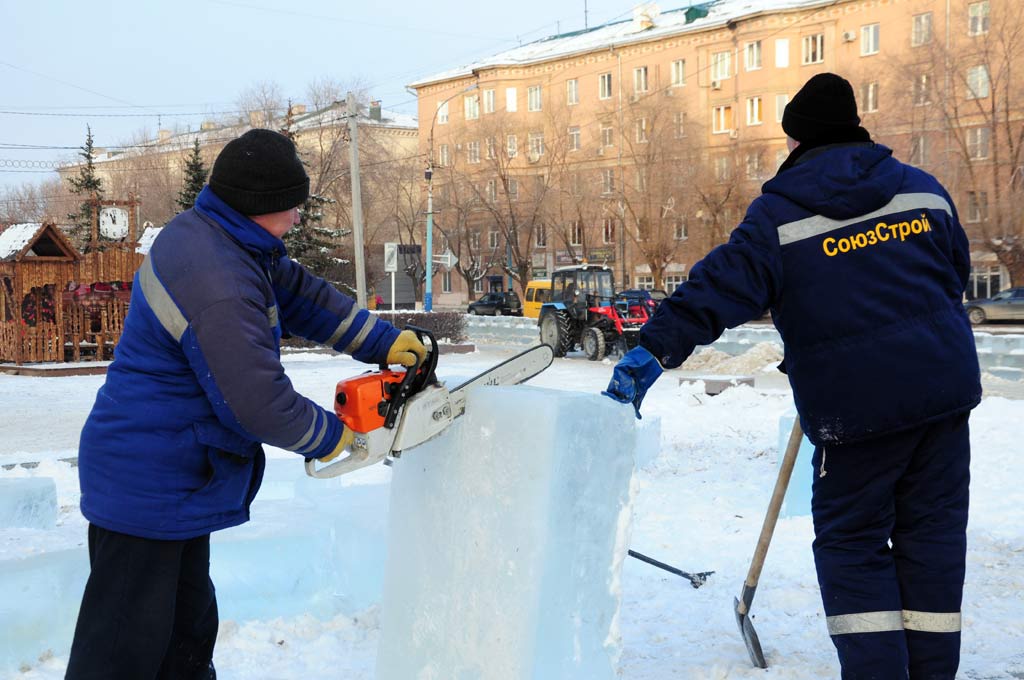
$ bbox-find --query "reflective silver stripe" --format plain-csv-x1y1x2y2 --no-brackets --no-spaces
778,192,953,246
285,417,319,453
298,414,328,454
345,315,378,354
138,256,188,342
267,304,278,328
827,611,904,636
903,610,961,633
325,305,361,347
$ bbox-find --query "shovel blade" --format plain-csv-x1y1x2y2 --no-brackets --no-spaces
734,596,768,668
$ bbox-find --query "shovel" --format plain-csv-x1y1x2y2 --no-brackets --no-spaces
628,549,713,589
733,418,803,668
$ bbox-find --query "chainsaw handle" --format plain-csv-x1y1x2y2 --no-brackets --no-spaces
381,326,439,430
303,429,393,478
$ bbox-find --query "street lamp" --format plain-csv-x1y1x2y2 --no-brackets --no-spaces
425,82,478,312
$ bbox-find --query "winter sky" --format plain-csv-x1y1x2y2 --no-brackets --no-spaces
1,0,632,191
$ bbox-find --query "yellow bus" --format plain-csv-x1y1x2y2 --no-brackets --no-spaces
523,279,552,319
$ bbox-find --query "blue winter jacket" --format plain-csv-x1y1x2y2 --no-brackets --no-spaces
78,187,400,539
640,144,981,445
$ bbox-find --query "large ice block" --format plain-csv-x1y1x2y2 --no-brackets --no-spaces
778,410,816,517
376,386,637,680
0,478,57,529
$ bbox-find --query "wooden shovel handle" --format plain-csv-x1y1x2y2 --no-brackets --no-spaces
743,418,804,590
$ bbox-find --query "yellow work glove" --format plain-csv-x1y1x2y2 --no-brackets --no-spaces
320,426,356,464
386,330,428,368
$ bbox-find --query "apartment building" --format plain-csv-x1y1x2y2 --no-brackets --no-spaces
410,0,1022,306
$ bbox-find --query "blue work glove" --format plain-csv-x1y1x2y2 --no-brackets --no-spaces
602,346,663,419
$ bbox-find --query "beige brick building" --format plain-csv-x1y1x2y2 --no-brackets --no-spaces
410,0,1023,306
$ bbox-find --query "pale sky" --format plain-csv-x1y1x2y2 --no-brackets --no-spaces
1,0,639,192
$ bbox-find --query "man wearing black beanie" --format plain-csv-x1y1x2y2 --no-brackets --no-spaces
67,129,427,678
606,73,977,678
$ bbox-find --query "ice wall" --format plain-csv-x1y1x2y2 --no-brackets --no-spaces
0,478,57,529
376,386,637,680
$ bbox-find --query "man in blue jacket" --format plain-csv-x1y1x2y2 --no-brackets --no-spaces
66,129,426,679
605,74,980,678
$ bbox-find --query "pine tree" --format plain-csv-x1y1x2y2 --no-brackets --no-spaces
65,125,104,246
176,138,207,212
279,103,346,285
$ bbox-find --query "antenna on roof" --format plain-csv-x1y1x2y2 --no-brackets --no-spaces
585,0,589,28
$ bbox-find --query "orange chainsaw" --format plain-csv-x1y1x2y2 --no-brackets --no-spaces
305,327,554,478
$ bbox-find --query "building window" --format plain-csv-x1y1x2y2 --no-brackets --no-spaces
747,96,763,125
967,127,991,159
507,178,519,201
967,264,1002,300
635,118,649,143
711,50,732,81
599,72,613,100
438,144,450,167
746,152,763,179
506,135,517,158
437,101,449,125
568,126,581,151
775,38,790,68
486,136,496,159
467,140,480,163
536,224,547,248
603,218,615,244
474,277,484,293
912,13,933,46
485,179,497,202
601,168,615,194
470,231,480,250
802,34,825,64
913,74,931,106
967,65,990,99
528,132,545,157
506,87,518,112
861,24,880,55
633,66,649,94
569,173,582,196
714,156,730,181
966,191,988,222
489,229,500,249
528,85,542,112
674,111,687,138
601,125,614,147
674,219,687,240
671,59,686,86
775,93,789,123
910,136,928,165
636,275,654,290
570,220,584,246
969,1,990,36
567,79,579,105
712,105,733,134
483,89,496,114
745,41,762,70
635,171,647,193
861,82,879,113
464,95,480,120
442,270,452,293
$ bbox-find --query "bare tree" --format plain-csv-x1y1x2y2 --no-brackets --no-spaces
236,80,285,128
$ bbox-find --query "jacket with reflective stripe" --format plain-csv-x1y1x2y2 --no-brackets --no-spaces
639,144,980,445
78,187,399,539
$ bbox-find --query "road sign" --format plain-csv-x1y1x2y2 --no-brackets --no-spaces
433,248,459,270
384,242,398,273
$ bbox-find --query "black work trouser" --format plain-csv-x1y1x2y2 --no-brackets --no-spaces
65,524,218,680
811,412,970,679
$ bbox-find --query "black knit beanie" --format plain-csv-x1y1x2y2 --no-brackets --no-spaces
209,129,309,215
782,73,865,145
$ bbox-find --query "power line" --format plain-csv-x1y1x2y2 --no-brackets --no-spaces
0,109,244,119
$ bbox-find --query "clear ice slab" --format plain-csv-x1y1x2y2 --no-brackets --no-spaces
377,385,637,680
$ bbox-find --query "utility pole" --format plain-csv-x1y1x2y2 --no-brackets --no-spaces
347,91,368,309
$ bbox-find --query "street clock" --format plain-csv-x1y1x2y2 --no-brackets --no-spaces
99,206,129,240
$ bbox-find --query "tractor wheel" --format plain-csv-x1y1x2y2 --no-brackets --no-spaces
968,307,986,325
540,311,574,357
582,326,607,361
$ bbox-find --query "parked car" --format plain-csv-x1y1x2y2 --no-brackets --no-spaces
965,287,1024,324
467,291,523,316
616,289,667,315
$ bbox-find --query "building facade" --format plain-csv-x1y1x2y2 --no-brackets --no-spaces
411,0,1022,306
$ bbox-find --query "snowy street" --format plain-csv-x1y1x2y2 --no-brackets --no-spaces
2,345,1023,678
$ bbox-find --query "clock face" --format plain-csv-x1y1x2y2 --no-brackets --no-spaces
99,207,129,239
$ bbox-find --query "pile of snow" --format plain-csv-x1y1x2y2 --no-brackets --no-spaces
681,341,783,374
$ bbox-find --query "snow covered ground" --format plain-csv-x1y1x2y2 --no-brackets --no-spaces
2,344,1023,679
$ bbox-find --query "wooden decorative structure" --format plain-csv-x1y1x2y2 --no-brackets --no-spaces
0,194,146,365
